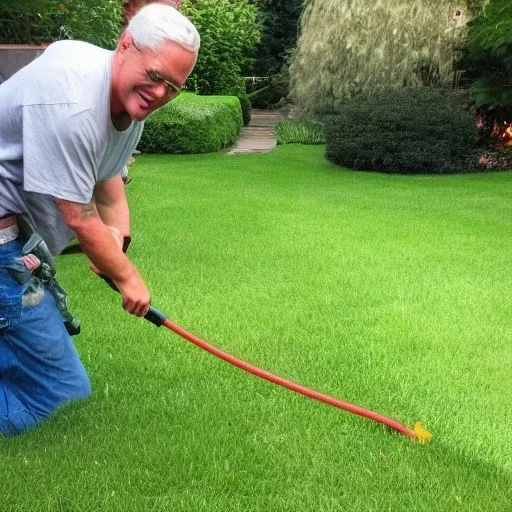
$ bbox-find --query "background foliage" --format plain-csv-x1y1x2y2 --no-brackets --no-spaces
0,0,122,49
0,0,261,101
462,0,512,110
181,0,260,95
247,70,290,109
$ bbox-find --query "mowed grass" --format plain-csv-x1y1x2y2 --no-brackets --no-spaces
2,145,512,511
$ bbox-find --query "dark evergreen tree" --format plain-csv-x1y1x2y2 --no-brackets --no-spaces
249,0,304,76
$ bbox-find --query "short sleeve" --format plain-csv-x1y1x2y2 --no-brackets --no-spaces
22,102,101,204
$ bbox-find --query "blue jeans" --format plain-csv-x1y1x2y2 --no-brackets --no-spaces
0,238,91,435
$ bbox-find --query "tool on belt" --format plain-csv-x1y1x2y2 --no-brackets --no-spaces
6,216,80,336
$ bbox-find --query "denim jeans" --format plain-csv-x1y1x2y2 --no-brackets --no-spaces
0,238,91,435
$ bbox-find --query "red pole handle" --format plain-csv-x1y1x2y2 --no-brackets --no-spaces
161,318,419,441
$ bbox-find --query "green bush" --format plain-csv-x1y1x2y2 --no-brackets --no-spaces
138,93,243,154
325,88,478,174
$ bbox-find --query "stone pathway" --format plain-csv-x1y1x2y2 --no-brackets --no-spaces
226,109,282,155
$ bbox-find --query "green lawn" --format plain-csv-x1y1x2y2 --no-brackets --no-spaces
2,145,511,511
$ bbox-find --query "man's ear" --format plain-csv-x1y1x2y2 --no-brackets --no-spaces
118,31,134,54
115,31,134,66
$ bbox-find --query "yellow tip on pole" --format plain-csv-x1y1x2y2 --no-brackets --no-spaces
413,422,433,444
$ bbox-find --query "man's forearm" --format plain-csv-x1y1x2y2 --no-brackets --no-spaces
77,221,134,281
93,174,130,237
56,199,136,283
95,199,130,238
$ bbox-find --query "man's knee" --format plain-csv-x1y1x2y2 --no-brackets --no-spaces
72,370,92,401
38,364,92,417
0,376,91,437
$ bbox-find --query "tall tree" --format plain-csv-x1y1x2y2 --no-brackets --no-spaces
249,0,304,76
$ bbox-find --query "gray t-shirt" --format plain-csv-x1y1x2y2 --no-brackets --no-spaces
0,40,144,254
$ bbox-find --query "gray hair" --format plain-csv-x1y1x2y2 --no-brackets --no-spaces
127,4,200,55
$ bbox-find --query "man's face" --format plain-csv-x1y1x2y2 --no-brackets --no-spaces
111,33,196,122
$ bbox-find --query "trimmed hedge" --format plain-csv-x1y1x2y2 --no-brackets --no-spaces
138,93,243,154
325,88,478,174
238,94,252,126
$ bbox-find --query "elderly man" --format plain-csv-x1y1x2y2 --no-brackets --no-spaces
0,4,200,435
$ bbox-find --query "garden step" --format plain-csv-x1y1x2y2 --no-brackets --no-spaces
226,109,282,155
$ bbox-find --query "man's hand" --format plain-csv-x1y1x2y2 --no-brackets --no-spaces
56,198,151,317
112,267,151,317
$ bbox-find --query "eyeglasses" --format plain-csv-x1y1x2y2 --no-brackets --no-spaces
145,69,181,97
133,41,181,97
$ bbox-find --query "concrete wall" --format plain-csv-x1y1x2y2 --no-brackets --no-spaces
0,45,47,84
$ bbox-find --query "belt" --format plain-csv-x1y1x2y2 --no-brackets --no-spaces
0,216,19,245
0,215,17,229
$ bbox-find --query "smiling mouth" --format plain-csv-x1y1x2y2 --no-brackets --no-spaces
138,91,154,110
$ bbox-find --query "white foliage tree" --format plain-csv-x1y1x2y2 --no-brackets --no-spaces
289,0,474,116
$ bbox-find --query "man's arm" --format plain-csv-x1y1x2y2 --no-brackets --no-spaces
56,197,150,317
93,174,130,239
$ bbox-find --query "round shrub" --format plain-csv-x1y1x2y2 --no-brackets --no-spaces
325,88,479,174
